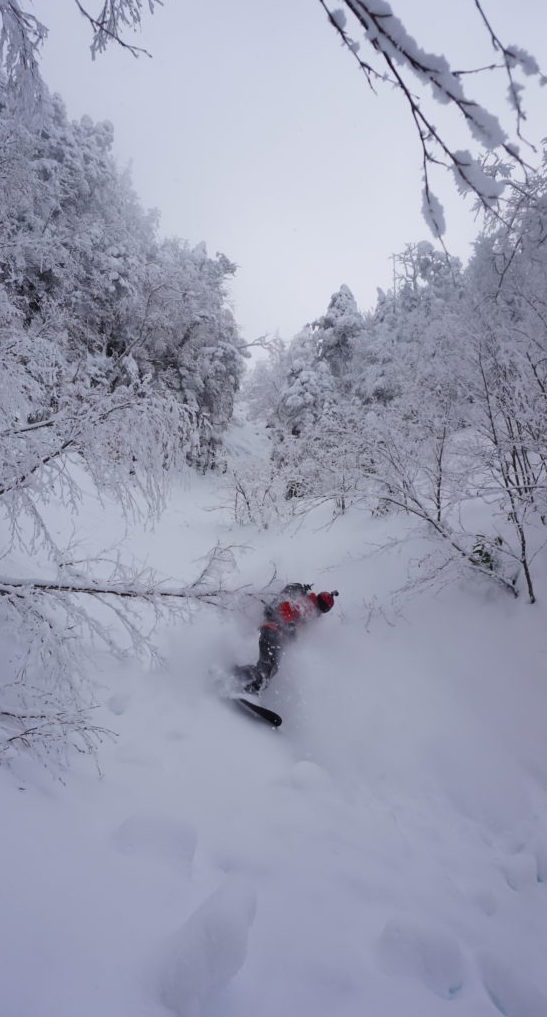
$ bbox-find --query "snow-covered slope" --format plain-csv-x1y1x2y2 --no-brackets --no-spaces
2,439,547,1017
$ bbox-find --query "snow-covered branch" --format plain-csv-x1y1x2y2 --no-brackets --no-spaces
0,707,112,761
74,0,162,59
0,542,242,766
319,1,544,231
472,0,544,145
0,0,46,105
0,0,163,104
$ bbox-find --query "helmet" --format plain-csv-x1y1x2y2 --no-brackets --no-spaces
317,590,338,613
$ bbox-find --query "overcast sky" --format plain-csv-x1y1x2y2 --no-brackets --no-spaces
36,0,547,340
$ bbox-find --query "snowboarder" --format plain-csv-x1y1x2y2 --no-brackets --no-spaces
233,583,338,694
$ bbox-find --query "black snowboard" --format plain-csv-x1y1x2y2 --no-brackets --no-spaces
233,696,282,728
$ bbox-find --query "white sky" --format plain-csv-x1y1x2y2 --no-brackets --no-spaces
36,0,547,340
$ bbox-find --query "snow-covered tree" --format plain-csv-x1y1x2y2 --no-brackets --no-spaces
274,324,336,437
0,86,244,764
258,212,547,601
312,284,365,382
461,160,547,602
0,90,245,463
243,334,288,424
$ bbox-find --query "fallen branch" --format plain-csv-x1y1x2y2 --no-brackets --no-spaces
0,575,228,603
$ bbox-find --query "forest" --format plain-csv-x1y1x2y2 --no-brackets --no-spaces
2,6,547,1017
1,1,547,762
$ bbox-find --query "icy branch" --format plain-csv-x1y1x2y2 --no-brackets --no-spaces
0,554,240,607
74,1,163,59
320,0,544,230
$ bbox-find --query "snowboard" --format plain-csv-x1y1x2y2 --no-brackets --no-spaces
232,696,282,728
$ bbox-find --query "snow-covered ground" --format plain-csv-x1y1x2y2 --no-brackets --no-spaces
2,428,547,1017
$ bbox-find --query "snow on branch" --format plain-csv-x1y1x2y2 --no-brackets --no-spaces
0,542,243,767
0,546,241,609
320,0,545,232
0,707,112,762
0,0,162,106
74,0,163,59
0,0,47,105
472,0,547,144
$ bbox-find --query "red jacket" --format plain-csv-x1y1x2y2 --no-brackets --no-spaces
265,593,320,632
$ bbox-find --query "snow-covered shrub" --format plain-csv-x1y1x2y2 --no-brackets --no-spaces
227,468,287,529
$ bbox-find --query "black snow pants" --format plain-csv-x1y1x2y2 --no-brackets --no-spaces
233,624,284,693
